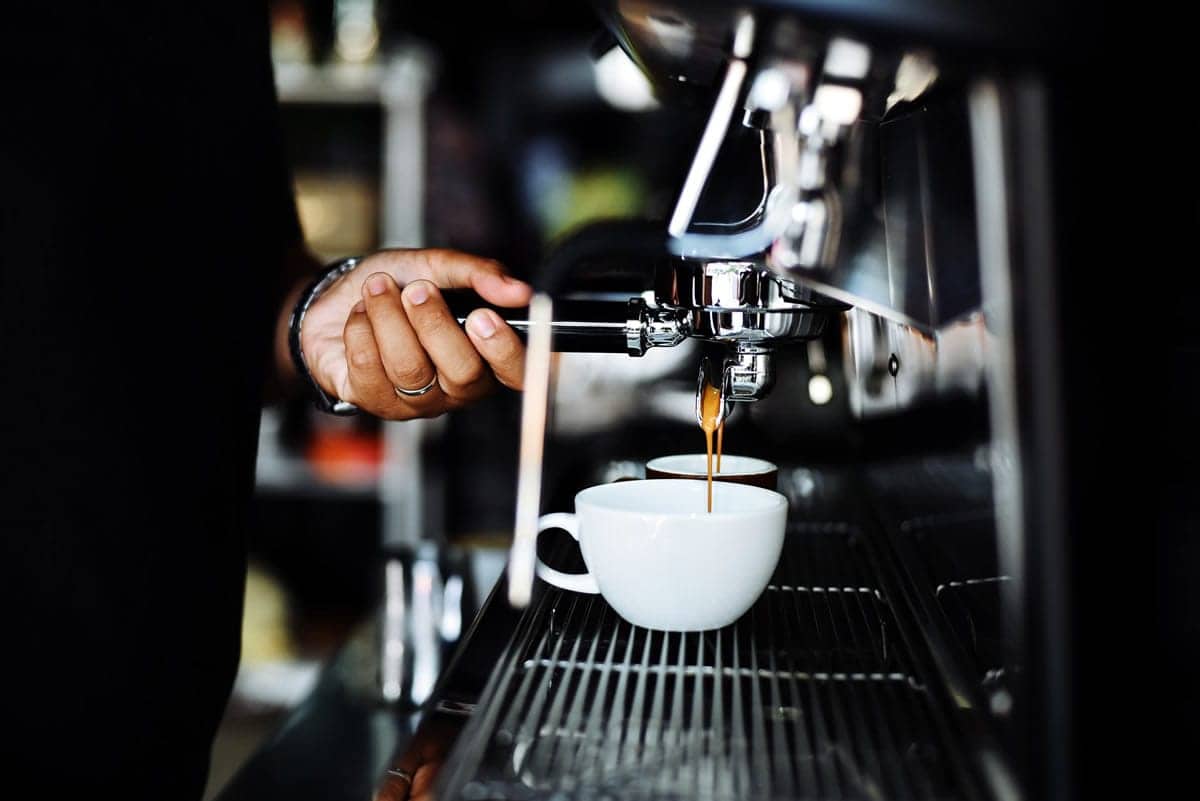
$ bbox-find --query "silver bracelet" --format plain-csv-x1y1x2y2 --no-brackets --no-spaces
288,256,362,415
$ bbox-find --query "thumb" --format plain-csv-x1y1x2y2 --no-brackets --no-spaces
365,249,533,307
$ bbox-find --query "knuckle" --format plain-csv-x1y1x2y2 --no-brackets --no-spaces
313,347,342,379
484,335,522,367
457,360,487,387
448,376,493,405
350,347,376,369
412,304,452,334
390,360,431,388
436,353,486,393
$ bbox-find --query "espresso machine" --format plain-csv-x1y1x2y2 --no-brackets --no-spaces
222,2,1091,800
363,1,1081,797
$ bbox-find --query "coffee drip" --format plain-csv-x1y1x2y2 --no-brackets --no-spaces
699,380,721,513
697,354,730,513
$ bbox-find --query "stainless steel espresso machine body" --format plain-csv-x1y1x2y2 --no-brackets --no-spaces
367,3,1075,801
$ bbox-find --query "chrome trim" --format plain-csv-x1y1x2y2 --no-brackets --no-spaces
724,345,776,402
666,14,754,239
656,259,845,347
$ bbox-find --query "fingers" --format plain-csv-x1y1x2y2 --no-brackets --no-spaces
360,271,495,408
360,273,445,410
310,254,531,420
368,248,533,308
410,762,441,800
465,308,526,390
372,770,411,801
399,279,495,404
342,299,446,420
342,302,415,414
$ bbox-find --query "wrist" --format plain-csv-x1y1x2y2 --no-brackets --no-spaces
288,256,363,416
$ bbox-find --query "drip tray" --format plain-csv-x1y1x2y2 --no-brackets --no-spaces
436,525,974,800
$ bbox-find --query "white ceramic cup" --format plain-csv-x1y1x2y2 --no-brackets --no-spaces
535,479,788,631
645,454,778,489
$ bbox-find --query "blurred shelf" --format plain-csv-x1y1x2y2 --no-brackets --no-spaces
274,50,433,107
275,61,385,105
255,451,380,499
232,658,323,711
255,408,382,499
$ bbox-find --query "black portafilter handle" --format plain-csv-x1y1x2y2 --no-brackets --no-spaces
440,289,636,354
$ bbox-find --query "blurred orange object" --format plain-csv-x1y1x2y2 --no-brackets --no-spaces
306,428,383,486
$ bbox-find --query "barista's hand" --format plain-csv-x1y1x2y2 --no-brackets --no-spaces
372,714,463,801
300,248,531,420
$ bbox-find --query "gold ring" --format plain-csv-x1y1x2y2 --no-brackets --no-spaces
394,373,438,397
386,768,413,783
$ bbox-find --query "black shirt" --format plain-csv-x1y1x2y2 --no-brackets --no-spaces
1,4,300,796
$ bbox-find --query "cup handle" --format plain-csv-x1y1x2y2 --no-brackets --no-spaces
534,513,600,594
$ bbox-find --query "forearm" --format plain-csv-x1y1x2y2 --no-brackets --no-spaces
274,279,307,388
271,246,324,396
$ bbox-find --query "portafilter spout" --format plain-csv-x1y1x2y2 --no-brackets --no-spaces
660,256,846,403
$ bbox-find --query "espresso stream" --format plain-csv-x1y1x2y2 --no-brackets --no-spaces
699,379,726,513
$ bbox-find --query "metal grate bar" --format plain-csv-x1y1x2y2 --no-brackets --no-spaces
791,538,871,799
746,617,773,797
663,633,687,796
520,659,912,683
638,631,668,795
444,583,560,794
711,629,733,799
567,607,621,784
770,552,831,799
686,634,707,798
507,594,586,776
848,584,939,799
841,541,957,798
539,599,606,786
599,618,638,778
727,625,752,800
495,597,556,741
761,594,798,796
490,591,556,740
821,536,914,800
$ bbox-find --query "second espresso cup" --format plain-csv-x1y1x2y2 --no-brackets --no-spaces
646,454,778,490
535,479,787,632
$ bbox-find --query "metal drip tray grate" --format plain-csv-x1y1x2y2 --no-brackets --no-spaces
438,525,972,800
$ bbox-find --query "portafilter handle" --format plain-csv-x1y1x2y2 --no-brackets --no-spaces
441,289,687,356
